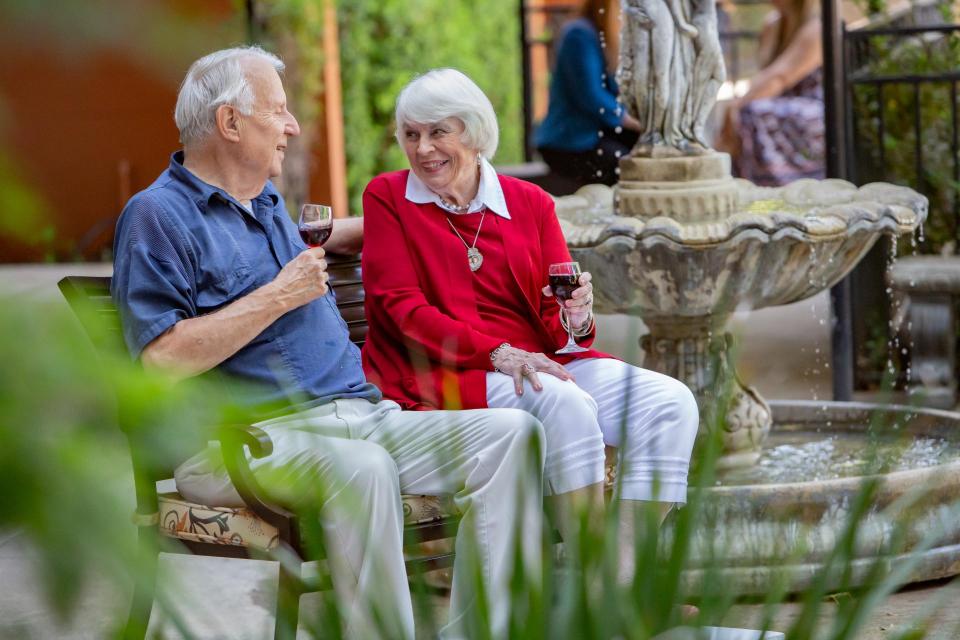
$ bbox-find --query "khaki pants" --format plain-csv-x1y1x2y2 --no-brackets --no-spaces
175,398,545,639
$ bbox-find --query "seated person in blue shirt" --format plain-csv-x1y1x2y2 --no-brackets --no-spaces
111,46,545,639
534,0,644,187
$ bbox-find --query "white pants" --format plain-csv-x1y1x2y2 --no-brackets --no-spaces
174,398,545,639
486,358,699,503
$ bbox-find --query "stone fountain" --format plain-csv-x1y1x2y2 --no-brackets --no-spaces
551,1,960,592
557,177,926,467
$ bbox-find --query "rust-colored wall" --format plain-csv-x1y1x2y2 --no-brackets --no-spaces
0,2,351,262
0,46,186,262
0,1,243,262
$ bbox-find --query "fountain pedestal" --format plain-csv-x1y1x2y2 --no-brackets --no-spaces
617,153,738,222
641,317,771,468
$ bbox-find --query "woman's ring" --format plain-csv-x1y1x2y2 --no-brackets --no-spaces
521,363,535,374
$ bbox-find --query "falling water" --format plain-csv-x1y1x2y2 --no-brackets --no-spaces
885,234,901,384
804,243,824,401
904,227,920,385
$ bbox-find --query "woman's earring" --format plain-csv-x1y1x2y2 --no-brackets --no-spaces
476,154,482,166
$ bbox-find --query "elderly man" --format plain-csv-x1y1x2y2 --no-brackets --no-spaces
111,46,544,639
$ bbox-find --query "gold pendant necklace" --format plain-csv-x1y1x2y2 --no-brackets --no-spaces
446,210,486,272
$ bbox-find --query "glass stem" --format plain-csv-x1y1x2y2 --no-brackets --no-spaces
563,306,576,347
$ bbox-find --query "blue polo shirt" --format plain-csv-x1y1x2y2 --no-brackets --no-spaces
111,151,381,412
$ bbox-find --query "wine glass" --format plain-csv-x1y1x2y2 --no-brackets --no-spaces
549,261,589,354
298,204,333,248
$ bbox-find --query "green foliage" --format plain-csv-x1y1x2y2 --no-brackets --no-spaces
3,293,960,637
253,0,327,130
849,9,960,255
0,296,270,635
336,0,524,214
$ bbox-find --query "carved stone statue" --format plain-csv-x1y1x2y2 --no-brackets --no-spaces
685,0,726,147
615,0,737,220
618,0,723,157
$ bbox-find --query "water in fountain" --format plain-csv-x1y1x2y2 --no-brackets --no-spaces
717,429,960,485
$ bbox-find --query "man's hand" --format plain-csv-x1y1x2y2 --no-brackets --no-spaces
491,345,574,396
269,247,329,311
142,247,329,380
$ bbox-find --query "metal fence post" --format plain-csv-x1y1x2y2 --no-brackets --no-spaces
823,0,854,400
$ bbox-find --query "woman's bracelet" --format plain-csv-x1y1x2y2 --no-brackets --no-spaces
559,308,595,338
489,342,512,372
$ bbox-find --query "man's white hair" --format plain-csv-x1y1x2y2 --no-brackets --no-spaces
394,68,499,160
175,45,284,145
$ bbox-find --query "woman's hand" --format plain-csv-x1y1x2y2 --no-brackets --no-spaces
543,271,594,331
491,345,574,396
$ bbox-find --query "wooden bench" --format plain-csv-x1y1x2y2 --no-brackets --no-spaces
58,254,458,640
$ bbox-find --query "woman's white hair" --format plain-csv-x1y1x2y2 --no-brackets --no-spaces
175,45,284,146
394,68,499,159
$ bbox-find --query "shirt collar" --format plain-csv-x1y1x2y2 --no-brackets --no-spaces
168,150,280,210
404,156,511,219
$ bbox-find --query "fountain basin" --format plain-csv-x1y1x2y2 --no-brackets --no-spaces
676,401,960,595
555,179,928,464
556,179,926,319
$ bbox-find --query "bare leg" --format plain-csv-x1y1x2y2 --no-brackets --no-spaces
546,482,605,552
616,498,674,584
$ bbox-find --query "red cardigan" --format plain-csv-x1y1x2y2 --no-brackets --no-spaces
361,170,607,410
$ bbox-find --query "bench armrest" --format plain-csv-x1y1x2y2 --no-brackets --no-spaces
215,424,299,542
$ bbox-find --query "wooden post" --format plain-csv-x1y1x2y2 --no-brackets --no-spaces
309,0,349,217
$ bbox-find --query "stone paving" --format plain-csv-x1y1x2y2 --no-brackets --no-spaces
0,263,956,639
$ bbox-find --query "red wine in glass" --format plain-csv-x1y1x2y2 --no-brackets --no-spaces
298,204,333,248
548,261,588,354
549,274,579,302
299,226,331,247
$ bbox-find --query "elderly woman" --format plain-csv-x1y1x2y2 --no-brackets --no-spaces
361,68,699,567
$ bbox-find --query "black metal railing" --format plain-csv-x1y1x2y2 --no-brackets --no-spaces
840,13,959,388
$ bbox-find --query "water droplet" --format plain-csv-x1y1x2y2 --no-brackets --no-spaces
597,148,604,156
599,107,605,114
614,167,620,175
614,150,622,158
596,170,603,177
598,130,605,138
614,126,623,134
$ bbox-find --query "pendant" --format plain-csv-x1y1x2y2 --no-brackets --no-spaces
467,247,483,272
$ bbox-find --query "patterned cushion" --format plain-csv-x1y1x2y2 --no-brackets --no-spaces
157,461,618,551
158,492,281,550
157,492,460,551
